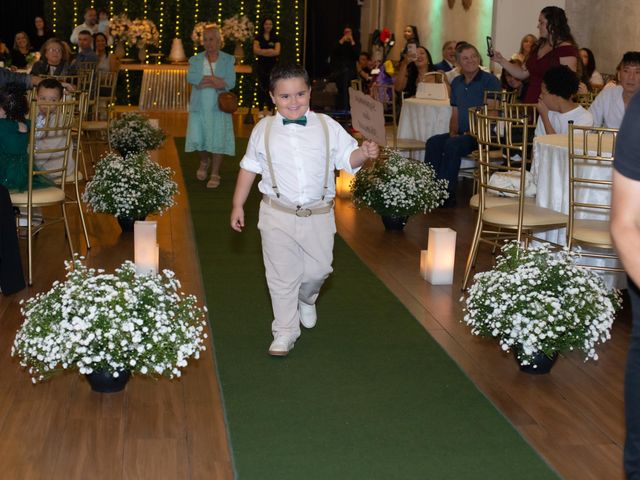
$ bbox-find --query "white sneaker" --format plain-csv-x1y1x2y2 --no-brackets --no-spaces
268,334,296,357
299,301,317,329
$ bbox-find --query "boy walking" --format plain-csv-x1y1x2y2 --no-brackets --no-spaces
231,64,378,356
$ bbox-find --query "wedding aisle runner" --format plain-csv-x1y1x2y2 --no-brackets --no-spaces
176,138,557,479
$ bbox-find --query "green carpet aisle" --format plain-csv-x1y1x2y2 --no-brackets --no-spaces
176,138,558,479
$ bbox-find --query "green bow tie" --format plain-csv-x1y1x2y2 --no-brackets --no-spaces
282,116,307,126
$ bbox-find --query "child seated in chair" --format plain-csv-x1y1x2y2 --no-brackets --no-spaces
34,78,75,179
535,65,594,136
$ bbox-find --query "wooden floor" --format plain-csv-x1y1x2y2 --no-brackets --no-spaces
0,111,629,479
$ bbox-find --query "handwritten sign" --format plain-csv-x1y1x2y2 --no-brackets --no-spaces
349,87,386,146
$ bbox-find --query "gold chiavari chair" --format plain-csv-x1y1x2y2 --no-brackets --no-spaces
460,90,518,180
566,122,622,272
81,70,118,169
10,96,81,285
370,83,425,153
462,109,568,289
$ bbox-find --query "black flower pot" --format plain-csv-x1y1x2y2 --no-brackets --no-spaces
516,350,558,374
381,215,408,231
85,370,131,393
117,216,147,233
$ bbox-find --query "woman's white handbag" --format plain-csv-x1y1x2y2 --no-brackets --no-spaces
416,82,448,100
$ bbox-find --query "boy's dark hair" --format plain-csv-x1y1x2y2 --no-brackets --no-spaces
542,65,579,99
620,51,640,68
359,51,371,60
78,30,92,38
37,78,64,98
0,82,28,121
269,63,310,92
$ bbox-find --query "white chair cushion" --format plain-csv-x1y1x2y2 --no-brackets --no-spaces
82,120,108,131
483,204,567,228
11,187,66,206
571,219,613,247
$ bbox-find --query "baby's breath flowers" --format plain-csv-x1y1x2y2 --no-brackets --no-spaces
12,259,208,383
110,113,166,157
83,151,177,220
350,149,448,218
462,241,621,366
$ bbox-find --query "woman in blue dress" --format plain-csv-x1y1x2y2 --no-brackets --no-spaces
185,25,236,188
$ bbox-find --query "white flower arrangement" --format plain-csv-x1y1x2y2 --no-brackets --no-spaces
462,241,621,366
350,149,449,217
12,259,208,383
109,112,166,157
108,13,132,42
127,18,160,48
220,14,254,44
191,21,222,46
83,151,178,220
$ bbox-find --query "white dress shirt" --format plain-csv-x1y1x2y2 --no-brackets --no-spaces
240,110,359,205
535,105,594,136
589,85,625,128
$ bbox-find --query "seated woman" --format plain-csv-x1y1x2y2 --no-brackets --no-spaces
535,65,593,136
94,32,119,72
31,16,55,53
394,46,440,98
30,38,72,76
500,59,525,101
512,34,537,63
589,51,640,128
10,32,34,70
579,47,604,91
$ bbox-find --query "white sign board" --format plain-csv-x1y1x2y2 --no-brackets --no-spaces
349,87,386,147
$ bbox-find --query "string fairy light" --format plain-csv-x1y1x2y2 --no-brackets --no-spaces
52,0,57,34
294,0,301,63
175,0,181,38
217,0,223,25
252,0,262,108
158,1,165,64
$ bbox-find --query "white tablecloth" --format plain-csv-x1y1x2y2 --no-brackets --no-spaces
532,133,623,287
397,97,451,159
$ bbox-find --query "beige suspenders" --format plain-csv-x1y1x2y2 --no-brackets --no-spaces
264,113,331,201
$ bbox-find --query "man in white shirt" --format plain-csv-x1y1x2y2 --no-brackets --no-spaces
535,65,593,136
590,51,640,128
70,7,109,45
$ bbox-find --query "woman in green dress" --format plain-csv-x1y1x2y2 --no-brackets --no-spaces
0,82,54,193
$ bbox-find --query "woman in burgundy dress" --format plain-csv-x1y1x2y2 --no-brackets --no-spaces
491,6,579,103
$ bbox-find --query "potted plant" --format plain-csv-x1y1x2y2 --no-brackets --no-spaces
109,113,166,157
350,149,449,230
83,151,178,232
12,258,208,392
462,241,621,373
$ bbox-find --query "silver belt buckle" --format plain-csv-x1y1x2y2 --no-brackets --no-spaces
295,206,312,217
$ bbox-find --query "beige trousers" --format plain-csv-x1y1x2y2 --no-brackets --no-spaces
258,200,336,338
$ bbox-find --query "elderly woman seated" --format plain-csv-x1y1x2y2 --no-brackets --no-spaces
30,38,72,76
589,51,640,128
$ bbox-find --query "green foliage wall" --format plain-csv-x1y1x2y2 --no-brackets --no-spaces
43,0,304,106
